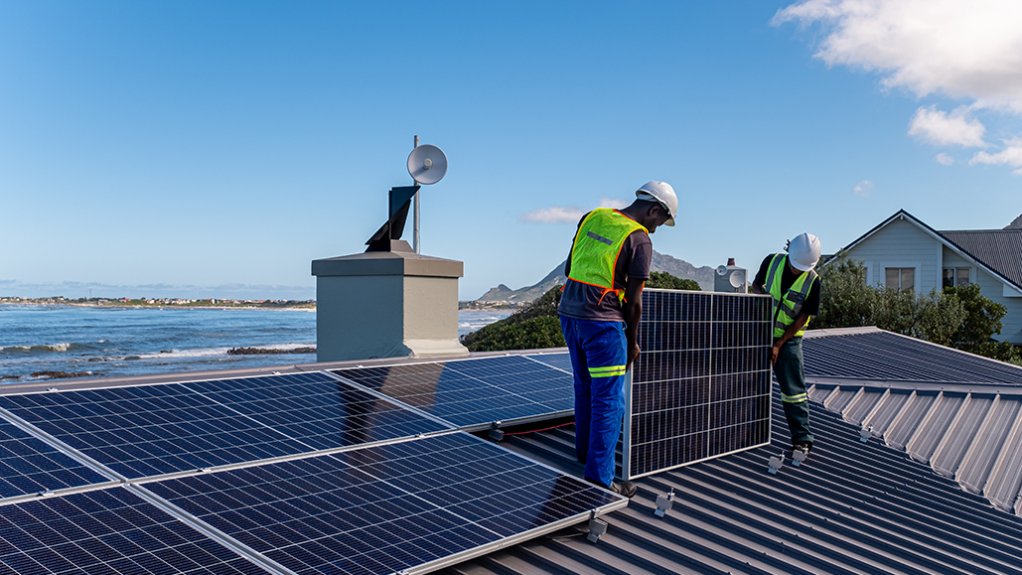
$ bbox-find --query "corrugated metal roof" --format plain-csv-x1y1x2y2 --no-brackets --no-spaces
941,228,1022,288
447,328,1022,574
445,401,1022,575
802,328,1022,385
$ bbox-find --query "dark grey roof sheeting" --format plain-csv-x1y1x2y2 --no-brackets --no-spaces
941,228,1022,289
802,328,1022,385
445,402,1022,575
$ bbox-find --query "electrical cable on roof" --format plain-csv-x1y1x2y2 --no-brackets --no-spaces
502,421,576,436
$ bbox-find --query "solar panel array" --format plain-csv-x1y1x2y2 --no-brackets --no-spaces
623,289,772,479
0,364,625,574
0,372,449,479
334,355,574,429
145,432,624,575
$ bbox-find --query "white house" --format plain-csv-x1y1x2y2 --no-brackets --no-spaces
831,209,1022,344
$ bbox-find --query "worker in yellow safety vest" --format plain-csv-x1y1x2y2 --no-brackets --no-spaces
751,232,823,461
557,181,679,497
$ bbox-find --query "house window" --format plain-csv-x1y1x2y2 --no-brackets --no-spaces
886,267,915,292
942,267,971,288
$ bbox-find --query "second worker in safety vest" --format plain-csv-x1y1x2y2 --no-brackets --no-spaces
557,181,679,498
750,232,823,460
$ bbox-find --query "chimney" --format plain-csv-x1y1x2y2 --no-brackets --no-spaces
312,241,469,362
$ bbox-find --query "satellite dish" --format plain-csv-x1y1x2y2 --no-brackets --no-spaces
729,269,746,288
407,144,447,185
716,265,728,276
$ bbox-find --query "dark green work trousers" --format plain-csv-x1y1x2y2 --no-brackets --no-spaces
774,337,814,446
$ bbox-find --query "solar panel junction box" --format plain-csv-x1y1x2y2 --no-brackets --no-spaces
654,490,675,518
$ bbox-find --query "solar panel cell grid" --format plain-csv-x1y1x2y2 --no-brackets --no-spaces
334,355,575,429
145,433,623,575
0,487,268,574
625,290,772,479
0,420,111,500
0,372,449,480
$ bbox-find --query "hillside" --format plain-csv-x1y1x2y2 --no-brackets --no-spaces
474,250,715,304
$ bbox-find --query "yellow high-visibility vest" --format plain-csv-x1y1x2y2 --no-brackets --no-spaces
567,208,648,303
766,253,817,339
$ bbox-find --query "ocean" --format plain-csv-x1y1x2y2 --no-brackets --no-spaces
0,304,511,383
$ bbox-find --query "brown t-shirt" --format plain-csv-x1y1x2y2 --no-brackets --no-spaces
556,212,653,322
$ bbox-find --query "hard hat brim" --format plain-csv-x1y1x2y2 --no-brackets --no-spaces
790,259,816,272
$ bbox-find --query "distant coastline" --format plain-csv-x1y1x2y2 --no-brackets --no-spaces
0,296,316,311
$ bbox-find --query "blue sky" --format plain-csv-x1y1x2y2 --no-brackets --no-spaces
3,1,1021,300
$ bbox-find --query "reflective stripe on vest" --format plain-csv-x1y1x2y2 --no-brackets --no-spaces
766,253,817,339
567,208,648,303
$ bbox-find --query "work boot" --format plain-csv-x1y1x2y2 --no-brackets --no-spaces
609,481,638,499
791,442,813,466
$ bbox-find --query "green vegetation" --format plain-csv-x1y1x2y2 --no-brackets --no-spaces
816,258,1020,364
462,272,698,352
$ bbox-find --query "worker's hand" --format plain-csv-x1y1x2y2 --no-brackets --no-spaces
770,342,781,365
628,342,641,367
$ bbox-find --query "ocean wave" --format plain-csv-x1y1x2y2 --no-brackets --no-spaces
135,342,315,360
0,342,83,355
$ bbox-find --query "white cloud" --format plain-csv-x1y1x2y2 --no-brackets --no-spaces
852,180,874,197
598,197,627,209
776,0,1022,175
935,153,955,166
970,138,1022,174
774,0,1022,112
521,206,584,224
522,198,628,224
908,106,987,147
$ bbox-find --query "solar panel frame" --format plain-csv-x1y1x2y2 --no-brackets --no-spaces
621,289,772,480
331,354,575,431
141,431,628,575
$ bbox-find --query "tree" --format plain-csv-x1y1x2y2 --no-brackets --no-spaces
647,271,700,291
814,257,1018,364
462,271,699,352
814,259,876,329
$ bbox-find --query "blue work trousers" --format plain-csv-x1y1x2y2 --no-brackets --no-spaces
774,337,814,446
560,316,628,488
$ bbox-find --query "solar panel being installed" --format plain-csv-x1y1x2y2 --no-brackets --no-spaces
0,417,111,500
333,355,574,429
0,372,449,479
0,487,270,574
143,432,627,575
623,289,772,479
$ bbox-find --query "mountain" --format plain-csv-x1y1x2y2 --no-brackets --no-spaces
474,250,715,304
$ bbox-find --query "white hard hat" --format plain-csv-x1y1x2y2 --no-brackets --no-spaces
787,232,822,271
635,180,678,226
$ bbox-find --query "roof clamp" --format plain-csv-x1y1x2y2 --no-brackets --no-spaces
859,424,874,443
40,490,55,498
47,387,59,393
488,422,505,442
768,451,785,474
654,489,675,518
586,510,609,544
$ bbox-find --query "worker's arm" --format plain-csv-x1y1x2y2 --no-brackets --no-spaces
771,312,810,364
623,279,646,368
749,283,766,295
